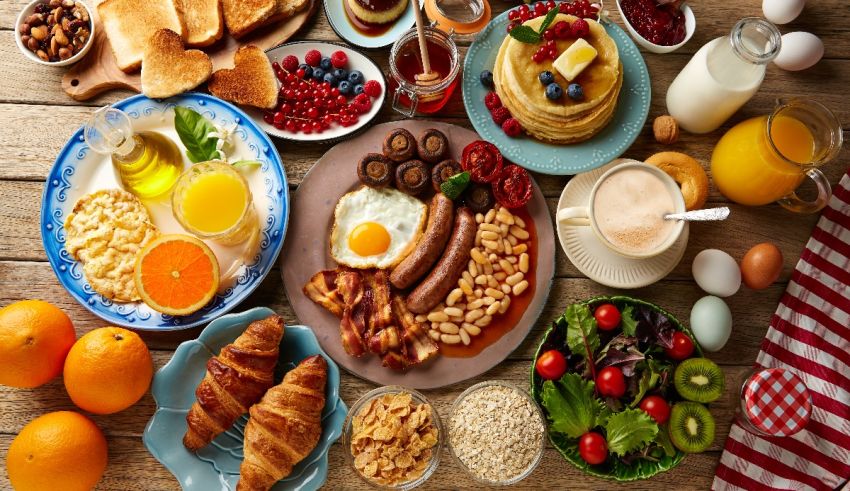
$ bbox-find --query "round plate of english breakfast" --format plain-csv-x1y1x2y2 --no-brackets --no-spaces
462,4,651,175
281,120,556,389
41,93,289,331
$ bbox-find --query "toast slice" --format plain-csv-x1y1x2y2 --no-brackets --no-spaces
208,45,278,110
220,0,277,39
175,0,223,47
262,0,310,26
98,0,185,73
142,29,212,98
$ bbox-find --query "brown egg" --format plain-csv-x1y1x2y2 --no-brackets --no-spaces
741,243,783,290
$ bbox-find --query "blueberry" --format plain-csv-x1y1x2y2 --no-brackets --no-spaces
538,71,554,85
320,57,332,71
333,68,348,80
323,72,338,86
353,84,365,96
480,70,494,88
312,67,325,81
567,83,585,100
298,64,313,79
545,82,563,100
338,80,352,95
348,70,364,85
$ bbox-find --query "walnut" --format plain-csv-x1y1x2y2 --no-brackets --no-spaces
653,115,680,145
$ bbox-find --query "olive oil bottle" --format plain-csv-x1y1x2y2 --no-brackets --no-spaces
84,107,183,198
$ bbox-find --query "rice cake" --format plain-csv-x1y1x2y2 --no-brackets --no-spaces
64,189,160,302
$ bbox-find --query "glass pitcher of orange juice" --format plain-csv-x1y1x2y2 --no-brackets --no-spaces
711,98,843,213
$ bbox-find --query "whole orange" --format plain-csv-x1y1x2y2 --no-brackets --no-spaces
0,300,76,388
6,411,108,491
63,327,153,414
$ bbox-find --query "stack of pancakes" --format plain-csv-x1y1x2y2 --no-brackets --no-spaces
494,14,622,144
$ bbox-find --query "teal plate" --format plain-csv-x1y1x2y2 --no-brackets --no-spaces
143,307,347,491
462,15,651,175
530,296,703,481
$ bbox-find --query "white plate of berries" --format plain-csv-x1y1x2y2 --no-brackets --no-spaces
247,42,387,142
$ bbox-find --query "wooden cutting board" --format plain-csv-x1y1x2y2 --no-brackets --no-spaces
61,0,317,101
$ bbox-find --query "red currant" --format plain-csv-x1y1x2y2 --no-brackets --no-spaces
285,120,297,132
307,107,319,119
518,4,529,13
508,10,519,20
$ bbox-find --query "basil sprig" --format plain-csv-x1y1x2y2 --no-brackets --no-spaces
509,7,560,44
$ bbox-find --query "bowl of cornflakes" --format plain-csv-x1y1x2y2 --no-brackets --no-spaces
343,386,443,490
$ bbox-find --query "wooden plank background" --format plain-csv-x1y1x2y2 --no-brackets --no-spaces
0,0,848,489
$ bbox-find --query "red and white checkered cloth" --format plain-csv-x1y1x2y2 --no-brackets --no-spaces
713,170,850,491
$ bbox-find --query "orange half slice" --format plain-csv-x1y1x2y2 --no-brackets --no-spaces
134,234,220,316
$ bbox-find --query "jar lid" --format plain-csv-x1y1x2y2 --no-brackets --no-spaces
424,0,491,35
743,368,812,437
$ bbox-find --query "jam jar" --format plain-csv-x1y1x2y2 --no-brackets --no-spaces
389,26,460,116
736,367,812,437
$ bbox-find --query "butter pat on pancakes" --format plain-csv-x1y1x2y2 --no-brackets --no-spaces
331,187,426,269
593,168,676,255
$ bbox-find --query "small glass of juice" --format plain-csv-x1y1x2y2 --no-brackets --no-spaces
389,26,460,116
171,161,258,246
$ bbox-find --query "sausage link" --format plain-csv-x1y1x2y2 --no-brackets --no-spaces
390,194,455,289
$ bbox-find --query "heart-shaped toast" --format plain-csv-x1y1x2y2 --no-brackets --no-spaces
141,29,213,99
208,45,278,110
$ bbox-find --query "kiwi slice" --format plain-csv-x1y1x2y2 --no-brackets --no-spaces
668,402,715,453
673,358,724,403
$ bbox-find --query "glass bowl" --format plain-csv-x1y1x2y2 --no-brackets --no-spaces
343,386,443,490
447,380,546,486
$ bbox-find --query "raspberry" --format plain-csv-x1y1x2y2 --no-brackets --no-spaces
571,18,590,38
484,92,502,110
491,107,511,126
354,93,370,104
305,50,322,67
363,80,382,98
281,55,299,72
502,118,522,137
331,50,348,68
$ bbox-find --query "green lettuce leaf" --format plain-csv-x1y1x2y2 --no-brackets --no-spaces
174,106,219,163
604,409,659,456
655,424,676,457
542,373,606,438
565,303,600,360
630,358,667,407
620,304,638,337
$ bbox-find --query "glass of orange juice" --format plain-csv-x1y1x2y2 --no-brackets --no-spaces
711,98,843,213
171,161,258,245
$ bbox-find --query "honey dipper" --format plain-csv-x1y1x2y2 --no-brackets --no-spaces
412,0,443,98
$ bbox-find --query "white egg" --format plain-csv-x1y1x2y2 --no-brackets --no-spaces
762,0,805,24
330,187,427,269
690,296,733,352
692,249,741,297
774,32,824,71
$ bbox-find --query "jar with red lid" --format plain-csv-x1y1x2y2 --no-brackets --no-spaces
736,367,812,437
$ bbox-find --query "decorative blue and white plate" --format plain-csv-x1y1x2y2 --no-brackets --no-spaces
143,307,347,491
462,14,651,175
40,93,289,331
324,0,415,49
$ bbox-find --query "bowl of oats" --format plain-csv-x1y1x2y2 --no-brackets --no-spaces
447,380,546,485
343,386,443,489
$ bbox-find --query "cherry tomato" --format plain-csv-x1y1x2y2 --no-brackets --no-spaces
461,140,503,183
638,395,671,424
535,350,567,380
596,366,626,398
492,164,532,209
665,332,695,360
594,303,621,331
578,431,608,465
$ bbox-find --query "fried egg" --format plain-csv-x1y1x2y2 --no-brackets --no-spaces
331,187,427,269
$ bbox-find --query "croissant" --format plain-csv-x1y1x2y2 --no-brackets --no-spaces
183,315,285,451
237,354,328,491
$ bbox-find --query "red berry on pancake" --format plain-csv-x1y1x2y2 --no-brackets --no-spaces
571,18,590,38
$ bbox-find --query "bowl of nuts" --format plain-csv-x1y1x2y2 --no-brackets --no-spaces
15,0,94,66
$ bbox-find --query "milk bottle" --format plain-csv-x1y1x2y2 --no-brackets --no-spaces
665,18,782,134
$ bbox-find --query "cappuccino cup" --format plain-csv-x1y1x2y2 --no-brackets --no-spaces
557,161,686,259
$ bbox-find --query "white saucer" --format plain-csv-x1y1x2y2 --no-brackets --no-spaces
557,159,688,289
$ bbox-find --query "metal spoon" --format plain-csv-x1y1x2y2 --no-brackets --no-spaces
664,207,730,222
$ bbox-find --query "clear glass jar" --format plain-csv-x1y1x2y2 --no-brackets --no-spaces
666,18,782,134
424,0,491,41
736,367,812,437
389,26,460,117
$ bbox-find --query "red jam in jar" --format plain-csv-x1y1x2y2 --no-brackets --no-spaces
620,0,686,46
389,27,460,116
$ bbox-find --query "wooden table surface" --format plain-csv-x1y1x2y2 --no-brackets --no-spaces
0,0,848,489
